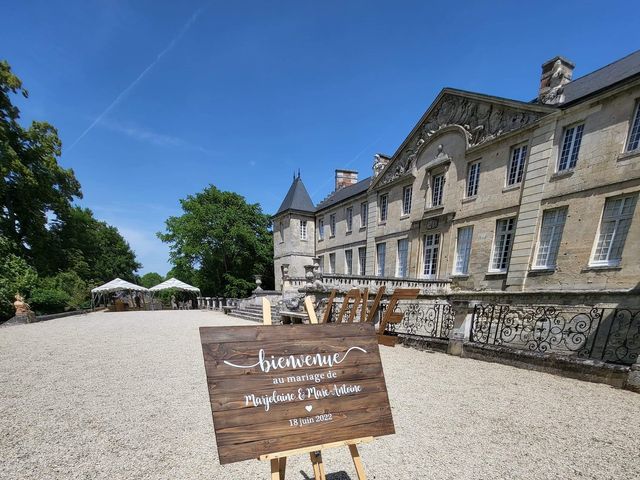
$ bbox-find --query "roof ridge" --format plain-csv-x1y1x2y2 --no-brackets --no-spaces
568,48,640,85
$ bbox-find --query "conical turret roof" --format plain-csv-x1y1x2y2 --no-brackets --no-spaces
275,175,315,216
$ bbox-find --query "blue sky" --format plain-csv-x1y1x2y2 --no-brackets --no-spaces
3,0,639,275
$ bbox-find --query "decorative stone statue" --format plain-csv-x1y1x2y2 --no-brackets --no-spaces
372,154,389,177
13,293,35,323
13,293,31,315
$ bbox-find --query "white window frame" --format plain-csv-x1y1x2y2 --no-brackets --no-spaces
490,217,516,272
507,144,528,186
533,208,567,270
396,238,409,277
402,185,412,215
346,206,353,232
422,233,440,279
431,174,444,207
358,247,366,275
453,226,473,275
376,243,386,277
329,213,336,237
466,162,480,198
299,220,307,240
379,194,388,222
329,253,336,274
557,123,584,172
360,202,368,228
626,102,640,152
590,194,638,267
345,249,353,275
318,218,324,240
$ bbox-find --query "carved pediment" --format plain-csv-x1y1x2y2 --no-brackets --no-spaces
373,91,553,187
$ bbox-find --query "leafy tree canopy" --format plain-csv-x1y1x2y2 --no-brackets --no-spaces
47,206,140,282
140,272,164,288
0,60,141,320
0,60,82,264
158,185,273,297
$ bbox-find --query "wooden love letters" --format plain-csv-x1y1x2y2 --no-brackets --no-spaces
200,323,395,464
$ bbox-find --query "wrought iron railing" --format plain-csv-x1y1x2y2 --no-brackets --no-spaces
470,304,640,365
385,302,455,340
323,299,454,341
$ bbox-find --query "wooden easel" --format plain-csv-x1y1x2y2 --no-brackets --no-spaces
259,297,371,480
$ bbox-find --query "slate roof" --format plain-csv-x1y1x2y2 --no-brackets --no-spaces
274,176,315,215
316,176,372,212
562,49,640,104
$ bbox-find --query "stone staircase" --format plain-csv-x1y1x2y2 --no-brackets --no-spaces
228,303,280,323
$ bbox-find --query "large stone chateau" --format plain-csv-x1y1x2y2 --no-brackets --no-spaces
273,51,640,294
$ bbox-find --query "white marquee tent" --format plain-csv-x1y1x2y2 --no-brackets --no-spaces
149,278,200,293
91,278,149,309
149,278,200,310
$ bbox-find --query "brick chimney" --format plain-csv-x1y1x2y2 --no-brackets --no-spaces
335,169,358,191
539,56,575,104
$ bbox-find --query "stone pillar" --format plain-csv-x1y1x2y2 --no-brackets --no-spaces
626,360,640,393
447,299,473,356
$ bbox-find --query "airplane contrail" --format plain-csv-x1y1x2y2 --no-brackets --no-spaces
66,6,205,152
310,135,382,198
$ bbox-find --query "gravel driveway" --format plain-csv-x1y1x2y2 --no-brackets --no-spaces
1,310,639,479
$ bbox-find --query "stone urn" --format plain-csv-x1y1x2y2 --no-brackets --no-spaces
304,265,315,287
253,274,263,293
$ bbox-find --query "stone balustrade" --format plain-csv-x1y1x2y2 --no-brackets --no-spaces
197,297,240,310
316,273,452,294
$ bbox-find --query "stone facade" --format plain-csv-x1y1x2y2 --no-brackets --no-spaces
273,53,640,295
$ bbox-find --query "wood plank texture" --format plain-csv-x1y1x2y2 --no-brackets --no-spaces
200,323,395,464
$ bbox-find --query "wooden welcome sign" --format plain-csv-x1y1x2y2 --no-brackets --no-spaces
200,322,395,465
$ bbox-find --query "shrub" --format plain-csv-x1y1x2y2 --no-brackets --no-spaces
29,288,70,315
0,236,38,322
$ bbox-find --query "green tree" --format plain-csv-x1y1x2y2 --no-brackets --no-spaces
140,272,164,288
48,206,141,282
158,185,273,297
0,61,141,316
0,60,82,269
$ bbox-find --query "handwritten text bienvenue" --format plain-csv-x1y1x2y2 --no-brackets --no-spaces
223,346,368,373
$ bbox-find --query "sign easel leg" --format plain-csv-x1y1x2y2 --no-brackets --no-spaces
348,444,367,480
309,451,326,480
270,458,280,480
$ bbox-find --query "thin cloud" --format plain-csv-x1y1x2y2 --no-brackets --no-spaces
98,118,217,155
310,135,382,198
66,6,205,152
